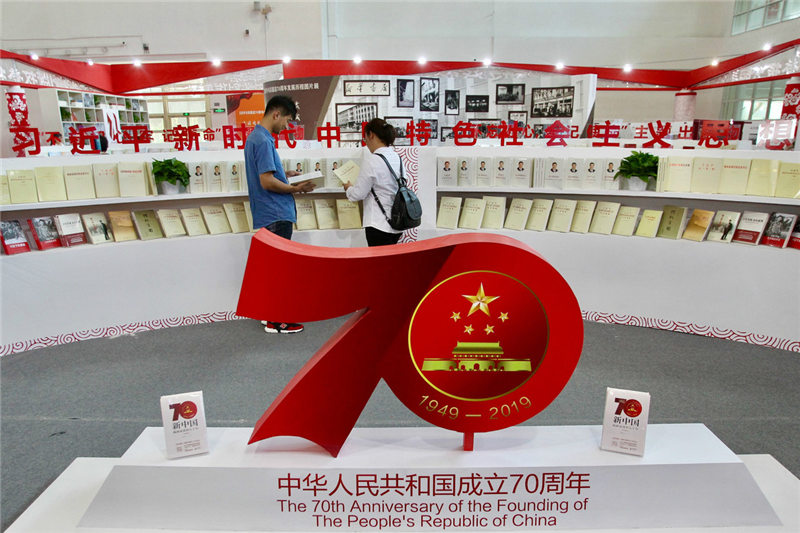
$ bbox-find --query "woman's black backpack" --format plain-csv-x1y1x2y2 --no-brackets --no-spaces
371,153,422,231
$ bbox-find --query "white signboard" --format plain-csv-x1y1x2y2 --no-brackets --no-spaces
600,387,650,456
160,390,208,459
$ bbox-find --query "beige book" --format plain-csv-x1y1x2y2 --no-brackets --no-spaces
243,202,254,231
295,198,318,230
188,163,205,193
144,162,157,196
81,212,114,244
34,166,67,202
223,202,249,233
179,208,209,236
313,198,339,229
458,197,486,229
332,160,360,185
7,169,39,204
437,157,457,187
156,209,187,238
706,211,740,243
436,196,462,229
690,157,723,194
775,161,800,199
92,163,120,198
325,159,343,188
525,198,554,231
480,196,506,229
663,156,693,192
503,198,533,230
132,210,164,240
117,162,148,198
511,158,531,188
107,210,138,242
611,206,641,236
589,201,621,235
635,209,664,238
457,158,476,187
475,160,492,187
745,159,780,196
492,157,510,188
201,205,232,234
63,165,96,200
205,162,224,193
0,174,10,204
227,162,243,192
546,199,577,232
570,200,596,233
336,199,362,229
682,209,715,242
718,159,751,195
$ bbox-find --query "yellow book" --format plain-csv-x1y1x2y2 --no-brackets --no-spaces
156,209,187,238
718,159,751,195
324,159,343,189
480,196,506,229
546,199,577,233
656,205,688,239
588,201,621,235
117,162,148,198
332,160,360,185
682,209,715,242
663,156,693,192
243,202,254,231
34,166,67,202
525,198,554,231
132,210,164,240
611,206,641,236
634,209,664,238
295,198,318,230
7,169,39,204
436,196,462,229
63,165,96,200
107,210,138,242
92,163,120,198
690,157,723,194
200,205,232,234
775,161,800,199
503,198,533,231
179,208,209,236
144,162,157,196
745,159,780,197
336,199,362,229
570,200,596,233
81,212,114,244
223,202,249,233
0,174,10,204
457,197,486,229
313,199,339,229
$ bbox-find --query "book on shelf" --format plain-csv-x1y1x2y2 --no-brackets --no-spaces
107,211,138,242
63,165,96,200
286,159,306,175
144,162,157,196
457,157,476,187
787,227,800,250
503,198,533,231
775,161,800,199
546,199,578,233
588,201,621,235
681,209,716,242
480,196,506,229
436,196,462,229
117,162,148,198
179,208,209,236
200,205,232,235
458,197,486,229
706,211,741,243
53,213,87,247
543,157,565,190
731,211,770,245
155,209,187,238
325,159,343,188
223,202,250,233
635,209,664,238
307,158,324,183
744,159,780,197
564,158,584,190
332,160,360,186
288,171,324,188
475,159,492,187
27,216,62,250
582,158,602,190
570,200,597,233
690,157,723,194
656,205,688,239
336,199,362,229
525,198,554,231
132,210,164,240
511,158,531,189
437,157,457,187
718,159,751,195
7,169,38,204
611,206,641,236
1,220,32,254
602,159,621,190
0,174,10,204
205,162,224,193
492,157,510,188
188,163,206,193
92,163,120,198
759,213,797,248
243,202,254,232
34,166,67,202
313,198,340,229
662,156,693,193
81,212,114,244
227,161,243,192
295,198,318,230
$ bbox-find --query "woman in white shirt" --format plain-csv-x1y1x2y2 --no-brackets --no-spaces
342,118,403,246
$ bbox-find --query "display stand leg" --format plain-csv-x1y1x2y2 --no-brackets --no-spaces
463,432,474,451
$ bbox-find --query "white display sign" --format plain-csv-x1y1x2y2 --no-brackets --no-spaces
600,387,650,456
160,390,208,459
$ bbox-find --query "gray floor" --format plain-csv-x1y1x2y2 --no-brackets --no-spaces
2,317,799,530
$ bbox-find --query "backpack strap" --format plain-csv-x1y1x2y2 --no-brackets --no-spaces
370,152,403,223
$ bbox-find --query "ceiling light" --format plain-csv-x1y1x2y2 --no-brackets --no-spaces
483,58,492,66
133,59,142,67
87,59,94,66
30,53,39,60
418,57,427,65
211,58,222,66
353,56,362,64
623,64,633,73
555,62,565,70
762,43,772,51
282,56,291,64
710,58,719,66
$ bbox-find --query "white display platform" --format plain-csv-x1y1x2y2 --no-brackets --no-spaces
6,425,799,532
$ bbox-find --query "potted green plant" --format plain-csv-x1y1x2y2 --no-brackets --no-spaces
152,158,190,195
614,151,659,191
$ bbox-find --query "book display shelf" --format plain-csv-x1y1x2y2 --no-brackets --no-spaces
32,88,149,138
1,146,798,355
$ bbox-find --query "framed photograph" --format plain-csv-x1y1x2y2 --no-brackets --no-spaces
440,127,454,141
419,77,440,112
343,79,391,97
531,124,546,138
465,95,490,113
508,111,527,127
335,103,378,133
385,116,413,146
531,86,575,118
444,90,460,115
496,83,525,105
397,79,415,108
426,119,439,139
469,118,500,139
338,139,364,148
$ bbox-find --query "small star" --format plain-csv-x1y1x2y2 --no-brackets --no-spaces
498,312,509,322
450,312,461,322
463,283,499,316
484,325,495,334
464,325,474,335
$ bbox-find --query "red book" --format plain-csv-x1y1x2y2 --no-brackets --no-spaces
1,220,31,254
787,232,800,250
759,213,798,249
731,211,769,246
27,216,63,250
53,213,87,248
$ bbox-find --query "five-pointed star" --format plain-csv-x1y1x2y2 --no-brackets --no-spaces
463,284,499,316
464,324,474,335
498,312,509,322
450,311,461,322
484,325,495,334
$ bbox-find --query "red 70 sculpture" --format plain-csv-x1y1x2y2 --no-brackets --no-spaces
237,231,583,456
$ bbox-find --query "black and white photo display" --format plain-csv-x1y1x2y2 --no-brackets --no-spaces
397,79,414,108
335,103,378,132
465,95,490,113
420,77,440,112
531,86,575,118
496,83,525,105
384,116,413,145
445,90,460,115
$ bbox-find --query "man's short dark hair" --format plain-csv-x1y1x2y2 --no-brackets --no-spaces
265,95,297,119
